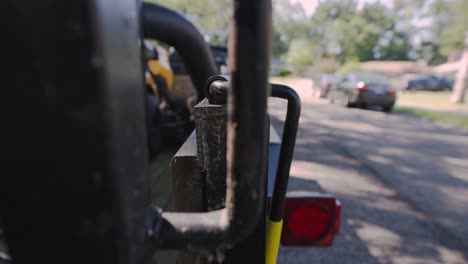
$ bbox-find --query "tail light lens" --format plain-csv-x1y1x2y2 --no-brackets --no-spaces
356,87,369,92
387,89,396,95
281,196,341,247
356,81,368,92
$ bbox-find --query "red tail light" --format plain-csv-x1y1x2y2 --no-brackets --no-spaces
356,81,368,92
334,200,341,235
281,196,341,247
387,89,396,95
356,87,369,92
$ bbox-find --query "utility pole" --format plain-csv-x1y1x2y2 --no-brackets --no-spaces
450,31,468,104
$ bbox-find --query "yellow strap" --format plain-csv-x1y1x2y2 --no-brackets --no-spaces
266,219,283,264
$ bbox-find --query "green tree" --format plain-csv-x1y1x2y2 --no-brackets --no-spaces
418,41,446,65
430,0,468,57
378,31,411,60
307,0,357,62
145,0,230,45
307,1,410,63
354,4,410,61
336,61,363,75
272,30,289,58
347,16,381,62
284,38,317,72
272,0,309,58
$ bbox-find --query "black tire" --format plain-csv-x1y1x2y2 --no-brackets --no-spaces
314,89,322,98
343,95,352,108
383,105,394,113
331,95,350,107
358,102,368,109
147,95,162,159
321,89,329,98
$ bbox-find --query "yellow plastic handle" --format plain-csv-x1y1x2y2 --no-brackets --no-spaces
266,219,283,264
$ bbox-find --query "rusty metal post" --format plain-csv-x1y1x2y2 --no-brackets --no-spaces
170,98,228,263
194,99,228,211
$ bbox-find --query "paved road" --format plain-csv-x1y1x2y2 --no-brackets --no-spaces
268,83,468,264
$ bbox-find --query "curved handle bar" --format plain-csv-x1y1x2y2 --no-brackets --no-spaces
142,3,219,102
149,0,272,250
269,84,301,221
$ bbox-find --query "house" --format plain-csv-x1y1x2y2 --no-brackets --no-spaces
360,60,428,77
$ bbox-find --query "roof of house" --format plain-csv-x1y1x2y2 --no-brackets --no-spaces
360,61,427,75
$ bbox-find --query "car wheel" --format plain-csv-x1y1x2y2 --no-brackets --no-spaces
320,89,328,98
341,96,351,107
383,105,393,113
357,102,367,109
314,89,322,98
347,102,356,108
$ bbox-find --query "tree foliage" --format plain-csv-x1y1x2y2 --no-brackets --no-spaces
335,61,363,76
430,0,468,57
284,38,316,70
272,0,309,58
308,1,411,64
146,0,466,71
145,0,230,45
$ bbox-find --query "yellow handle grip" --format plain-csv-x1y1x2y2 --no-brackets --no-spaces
266,219,283,264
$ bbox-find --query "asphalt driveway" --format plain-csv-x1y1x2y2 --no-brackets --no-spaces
269,86,468,264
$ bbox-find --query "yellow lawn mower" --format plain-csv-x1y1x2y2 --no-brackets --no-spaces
143,40,203,157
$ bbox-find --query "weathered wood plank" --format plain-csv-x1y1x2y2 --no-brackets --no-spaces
170,131,205,212
194,99,227,211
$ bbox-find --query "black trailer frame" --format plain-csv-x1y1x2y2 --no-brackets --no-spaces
1,0,272,263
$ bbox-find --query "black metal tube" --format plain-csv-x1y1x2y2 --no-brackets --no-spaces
142,3,218,102
198,81,301,222
151,0,272,249
205,75,230,104
269,84,301,222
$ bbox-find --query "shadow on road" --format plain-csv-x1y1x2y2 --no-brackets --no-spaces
271,99,468,264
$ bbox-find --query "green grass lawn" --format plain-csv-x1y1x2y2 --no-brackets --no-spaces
395,106,468,129
396,91,468,129
397,91,468,112
398,91,452,104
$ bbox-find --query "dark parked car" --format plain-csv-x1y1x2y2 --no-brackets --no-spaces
328,72,396,112
404,75,454,91
313,74,342,98
210,45,228,72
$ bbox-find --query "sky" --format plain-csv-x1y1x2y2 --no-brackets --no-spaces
290,0,431,30
291,0,394,16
